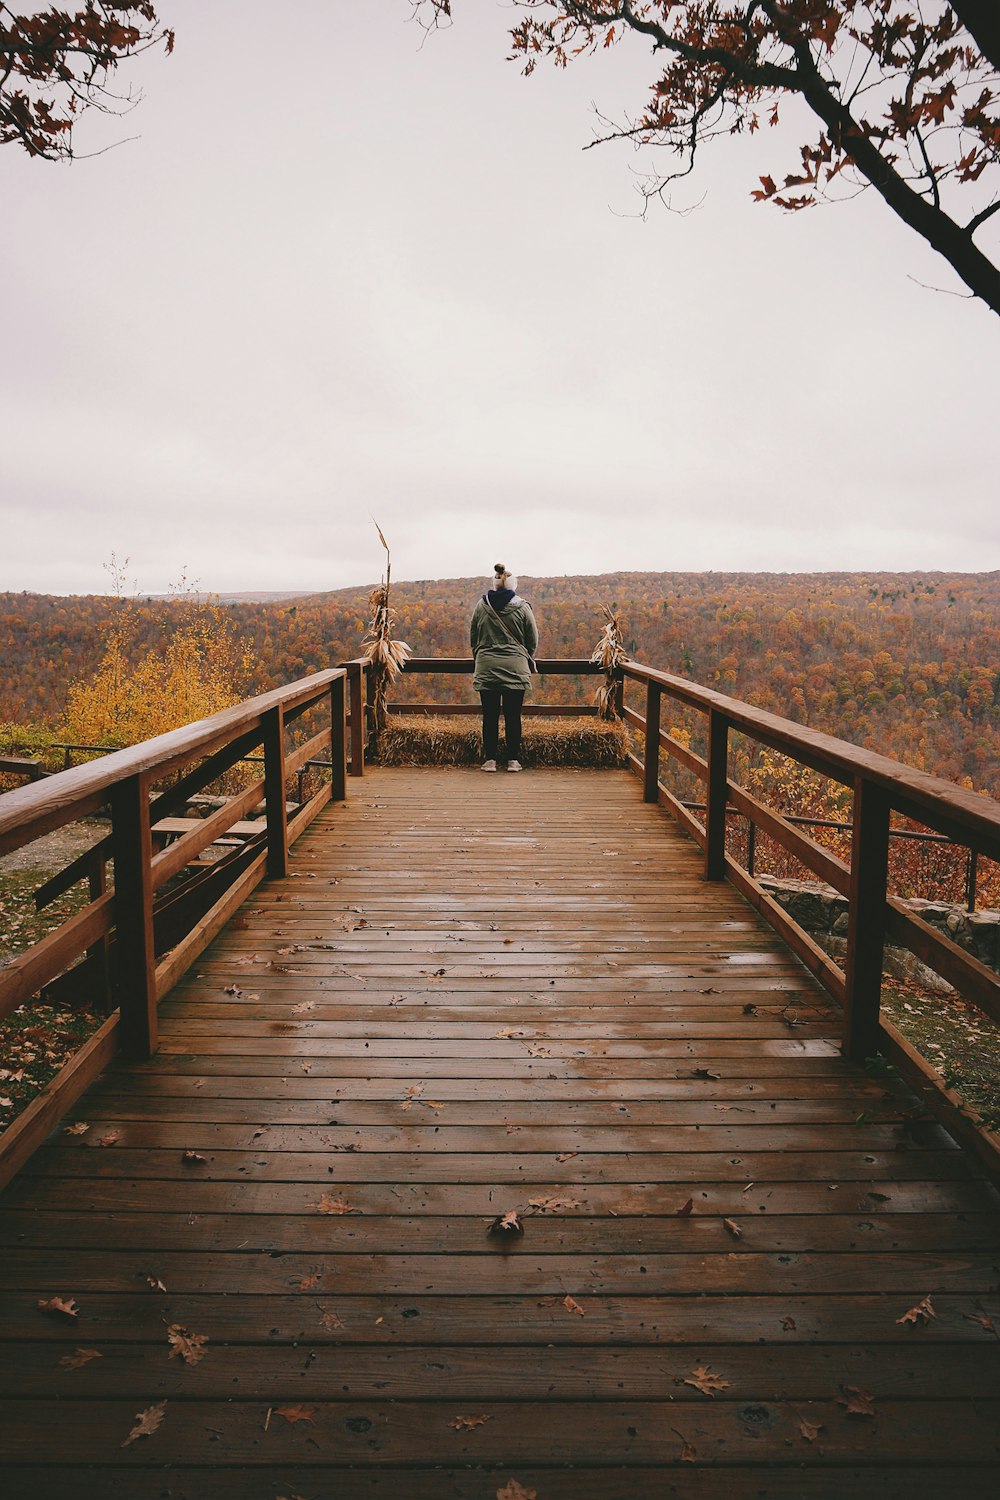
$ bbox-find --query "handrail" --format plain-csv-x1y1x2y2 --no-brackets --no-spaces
0,668,344,859
0,667,349,1189
624,660,1000,859
621,658,1000,1180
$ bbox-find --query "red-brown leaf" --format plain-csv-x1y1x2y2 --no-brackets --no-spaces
121,1400,167,1447
450,1413,491,1430
166,1323,208,1365
838,1384,876,1417
58,1347,102,1369
896,1296,935,1326
38,1295,78,1319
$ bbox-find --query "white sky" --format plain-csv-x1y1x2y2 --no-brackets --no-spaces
1,0,997,595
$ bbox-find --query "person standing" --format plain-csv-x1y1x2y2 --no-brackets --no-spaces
470,564,539,772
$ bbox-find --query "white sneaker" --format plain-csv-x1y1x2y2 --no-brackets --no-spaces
481,759,498,772
507,760,522,773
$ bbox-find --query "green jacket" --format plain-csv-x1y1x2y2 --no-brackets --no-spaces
471,594,539,692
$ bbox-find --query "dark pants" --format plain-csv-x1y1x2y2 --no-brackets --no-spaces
480,689,524,760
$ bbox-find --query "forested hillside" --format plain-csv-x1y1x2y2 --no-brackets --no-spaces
1,571,998,795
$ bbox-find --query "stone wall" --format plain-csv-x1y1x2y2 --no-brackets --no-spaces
756,876,1000,991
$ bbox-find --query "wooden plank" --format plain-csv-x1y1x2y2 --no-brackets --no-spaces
2,764,998,1492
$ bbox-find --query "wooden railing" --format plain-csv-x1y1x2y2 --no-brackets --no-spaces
3,654,998,1181
0,669,348,1188
341,656,605,774
622,659,1000,1176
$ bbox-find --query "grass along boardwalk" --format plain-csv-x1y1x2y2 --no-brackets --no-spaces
0,766,998,1498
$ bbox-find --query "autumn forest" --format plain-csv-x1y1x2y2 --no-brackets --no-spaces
2,570,998,796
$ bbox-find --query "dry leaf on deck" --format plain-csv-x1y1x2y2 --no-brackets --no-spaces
562,1295,585,1316
799,1415,824,1443
497,1482,537,1500
297,1273,322,1291
38,1295,79,1319
683,1366,731,1396
528,1196,583,1214
145,1274,167,1293
96,1129,121,1148
58,1347,102,1369
121,1400,167,1447
896,1296,935,1326
64,1121,90,1136
182,1149,207,1165
166,1323,208,1365
723,1218,742,1240
488,1209,524,1238
275,1404,317,1425
671,1428,696,1463
317,1194,357,1215
675,1198,694,1217
781,1315,797,1331
449,1413,491,1430
319,1309,345,1331
963,1310,995,1333
838,1384,876,1417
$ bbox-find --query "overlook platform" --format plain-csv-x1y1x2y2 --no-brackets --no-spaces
1,766,999,1497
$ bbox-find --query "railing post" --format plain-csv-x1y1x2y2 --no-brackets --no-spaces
331,674,347,802
643,683,661,803
966,849,978,913
263,705,289,879
111,771,157,1059
348,663,365,778
746,817,756,878
843,776,891,1061
613,670,625,720
704,711,729,881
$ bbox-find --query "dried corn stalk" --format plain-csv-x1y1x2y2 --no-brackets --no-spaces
591,605,627,720
361,521,411,753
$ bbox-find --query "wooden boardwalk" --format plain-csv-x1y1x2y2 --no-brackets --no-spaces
1,766,999,1498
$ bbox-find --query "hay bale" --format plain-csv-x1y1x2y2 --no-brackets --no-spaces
377,715,630,768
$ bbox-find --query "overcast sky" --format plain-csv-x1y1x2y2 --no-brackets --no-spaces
2,0,997,597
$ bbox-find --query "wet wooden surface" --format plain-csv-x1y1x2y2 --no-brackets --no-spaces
2,766,999,1498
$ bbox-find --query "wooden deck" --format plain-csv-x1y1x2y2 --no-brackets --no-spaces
1,766,999,1497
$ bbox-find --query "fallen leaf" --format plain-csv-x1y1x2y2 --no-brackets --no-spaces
556,1151,578,1162
781,1315,797,1331
297,1273,322,1291
675,1197,694,1217
38,1296,79,1319
683,1366,731,1396
146,1274,167,1293
723,1218,742,1240
167,1323,208,1365
291,1001,315,1014
963,1310,995,1333
449,1413,491,1430
182,1149,207,1166
422,1099,445,1110
319,1309,344,1331
96,1129,121,1148
671,1427,696,1462
896,1296,935,1326
488,1209,524,1237
64,1121,90,1136
497,1482,537,1500
562,1295,585,1316
316,1194,357,1215
121,1400,167,1447
528,1196,583,1214
742,1003,758,1015
838,1384,877,1417
58,1347,102,1370
799,1415,824,1443
275,1404,316,1425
